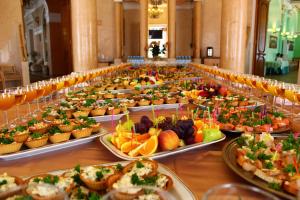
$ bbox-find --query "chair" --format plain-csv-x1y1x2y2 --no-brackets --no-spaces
0,64,23,89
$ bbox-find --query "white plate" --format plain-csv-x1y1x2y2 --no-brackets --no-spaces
99,133,226,160
0,128,108,161
46,161,197,200
198,101,265,110
128,103,182,112
90,113,127,122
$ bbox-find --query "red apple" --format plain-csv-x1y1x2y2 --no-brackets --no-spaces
218,86,228,96
158,130,180,151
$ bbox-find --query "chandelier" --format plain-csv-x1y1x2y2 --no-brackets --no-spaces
148,0,166,19
148,5,163,18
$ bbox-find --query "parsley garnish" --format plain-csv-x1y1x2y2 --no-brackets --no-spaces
15,196,33,200
48,126,62,135
283,164,296,175
265,162,273,169
0,179,7,185
246,152,256,160
136,161,144,168
257,153,272,160
15,125,27,132
31,133,43,139
96,171,103,181
42,175,59,185
88,192,101,200
131,173,158,186
116,164,123,171
268,182,281,191
0,136,14,144
74,165,81,173
28,119,39,126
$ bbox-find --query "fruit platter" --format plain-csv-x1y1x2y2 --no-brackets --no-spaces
0,159,196,199
0,115,105,160
100,115,225,160
223,132,300,199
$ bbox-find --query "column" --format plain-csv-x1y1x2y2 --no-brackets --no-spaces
71,0,98,72
140,0,148,57
193,0,202,62
115,0,123,64
220,0,247,73
168,0,176,59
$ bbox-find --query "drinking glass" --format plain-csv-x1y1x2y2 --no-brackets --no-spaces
0,90,15,126
23,85,37,115
202,183,280,200
11,87,26,122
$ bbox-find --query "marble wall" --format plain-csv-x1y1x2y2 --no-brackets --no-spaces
176,8,193,56
0,0,24,73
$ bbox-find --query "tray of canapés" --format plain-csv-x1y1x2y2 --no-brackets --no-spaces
196,106,291,135
223,132,300,200
0,116,105,160
0,159,196,200
99,115,226,160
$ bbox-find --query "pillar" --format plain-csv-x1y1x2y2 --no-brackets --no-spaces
168,0,176,59
71,0,98,72
193,0,202,62
220,0,247,73
140,0,148,57
115,0,123,64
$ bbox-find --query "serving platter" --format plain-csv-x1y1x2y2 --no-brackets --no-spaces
220,126,290,136
99,132,226,160
0,128,108,161
90,113,127,122
128,103,183,112
197,100,265,110
223,137,295,200
41,161,197,200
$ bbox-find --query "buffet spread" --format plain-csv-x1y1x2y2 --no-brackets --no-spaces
0,62,299,199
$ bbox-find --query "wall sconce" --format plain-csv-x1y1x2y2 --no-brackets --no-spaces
207,47,213,57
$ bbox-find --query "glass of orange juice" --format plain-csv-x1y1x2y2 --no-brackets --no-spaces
10,87,26,123
23,85,37,115
0,90,15,126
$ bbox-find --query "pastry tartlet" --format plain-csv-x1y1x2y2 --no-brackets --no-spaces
42,109,59,122
90,103,108,116
77,117,101,133
48,126,71,144
0,173,24,199
28,119,49,134
10,125,29,143
138,99,151,106
165,96,177,104
72,125,93,139
103,92,115,99
80,166,116,190
72,110,90,119
58,119,75,132
25,133,48,149
116,93,127,99
107,107,121,115
152,98,164,105
0,136,22,155
177,96,189,104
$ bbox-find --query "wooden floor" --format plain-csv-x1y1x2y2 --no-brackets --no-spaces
0,104,246,199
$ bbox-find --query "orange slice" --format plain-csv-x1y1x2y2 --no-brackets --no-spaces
121,141,141,153
115,136,130,149
139,135,158,156
135,133,150,142
128,143,146,157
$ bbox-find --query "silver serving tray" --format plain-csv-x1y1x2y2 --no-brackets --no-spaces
128,103,182,112
90,113,127,122
42,161,197,200
198,100,265,110
99,133,226,160
0,128,108,161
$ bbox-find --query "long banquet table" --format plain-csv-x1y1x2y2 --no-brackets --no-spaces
0,108,246,199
